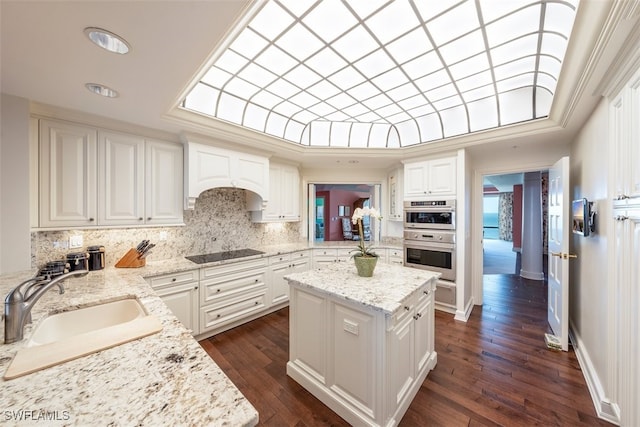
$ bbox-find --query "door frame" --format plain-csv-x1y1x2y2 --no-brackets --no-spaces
472,161,554,305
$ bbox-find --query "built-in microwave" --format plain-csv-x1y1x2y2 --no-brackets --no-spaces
403,200,455,230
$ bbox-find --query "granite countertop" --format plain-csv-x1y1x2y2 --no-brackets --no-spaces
0,239,402,425
141,240,402,278
284,262,440,316
0,268,258,426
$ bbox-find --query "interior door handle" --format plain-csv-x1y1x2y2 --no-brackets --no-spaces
551,252,578,259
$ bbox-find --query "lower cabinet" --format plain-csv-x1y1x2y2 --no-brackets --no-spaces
199,258,269,335
388,286,435,407
269,250,310,305
288,280,436,426
148,250,312,340
146,270,199,334
312,248,352,267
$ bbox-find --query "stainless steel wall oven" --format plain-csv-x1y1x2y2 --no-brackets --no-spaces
403,229,456,281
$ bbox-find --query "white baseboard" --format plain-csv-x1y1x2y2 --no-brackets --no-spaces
454,296,474,322
569,325,621,425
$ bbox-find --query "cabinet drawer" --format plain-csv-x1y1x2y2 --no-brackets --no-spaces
146,270,198,289
200,258,268,280
200,292,267,332
435,281,456,306
200,270,267,305
313,248,338,257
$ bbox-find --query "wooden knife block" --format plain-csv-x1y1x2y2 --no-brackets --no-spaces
115,248,146,268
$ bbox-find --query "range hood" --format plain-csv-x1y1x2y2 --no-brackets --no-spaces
184,140,269,210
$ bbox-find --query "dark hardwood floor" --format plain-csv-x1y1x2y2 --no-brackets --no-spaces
200,274,610,426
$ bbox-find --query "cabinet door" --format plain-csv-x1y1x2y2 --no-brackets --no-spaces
270,255,291,306
629,71,640,199
98,131,145,225
156,282,199,334
263,165,282,220
414,290,434,374
388,312,415,406
145,140,183,225
39,120,97,227
404,163,427,198
427,157,456,196
280,165,300,220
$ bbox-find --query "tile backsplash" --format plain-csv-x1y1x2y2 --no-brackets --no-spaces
31,188,302,269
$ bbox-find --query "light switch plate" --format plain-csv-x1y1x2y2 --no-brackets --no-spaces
69,235,83,249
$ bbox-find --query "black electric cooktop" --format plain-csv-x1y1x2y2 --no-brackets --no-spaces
185,248,265,264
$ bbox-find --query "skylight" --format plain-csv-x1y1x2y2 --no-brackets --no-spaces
181,0,579,148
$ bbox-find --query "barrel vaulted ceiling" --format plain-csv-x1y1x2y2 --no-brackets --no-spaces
1,1,635,166
180,0,579,148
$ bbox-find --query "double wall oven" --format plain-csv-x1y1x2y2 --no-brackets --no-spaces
403,200,456,282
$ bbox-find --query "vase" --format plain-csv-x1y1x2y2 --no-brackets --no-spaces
353,255,378,277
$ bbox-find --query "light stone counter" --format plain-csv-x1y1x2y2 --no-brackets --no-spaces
0,240,402,425
284,262,440,316
0,267,258,426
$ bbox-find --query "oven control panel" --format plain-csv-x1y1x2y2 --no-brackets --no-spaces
403,230,455,244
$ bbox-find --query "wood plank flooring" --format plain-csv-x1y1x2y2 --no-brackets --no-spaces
200,274,610,426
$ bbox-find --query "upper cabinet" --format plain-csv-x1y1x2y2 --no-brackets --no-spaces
98,131,145,226
39,120,98,227
38,119,183,229
403,156,456,199
611,67,640,205
388,167,403,221
145,140,184,225
185,142,269,210
250,162,300,222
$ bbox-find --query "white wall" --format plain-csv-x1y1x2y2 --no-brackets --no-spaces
568,98,612,415
0,94,32,274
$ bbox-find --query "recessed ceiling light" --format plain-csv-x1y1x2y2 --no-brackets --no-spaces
84,27,130,54
85,83,118,98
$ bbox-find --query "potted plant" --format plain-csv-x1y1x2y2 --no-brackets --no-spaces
350,207,382,277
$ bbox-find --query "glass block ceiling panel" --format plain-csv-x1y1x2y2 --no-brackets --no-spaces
182,0,579,148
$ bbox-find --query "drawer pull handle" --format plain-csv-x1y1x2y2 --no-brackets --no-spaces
216,289,221,293
254,279,259,283
216,314,221,318
255,301,259,305
423,290,430,295
404,306,410,311
171,278,177,282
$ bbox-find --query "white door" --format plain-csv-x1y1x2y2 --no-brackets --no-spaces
547,156,571,351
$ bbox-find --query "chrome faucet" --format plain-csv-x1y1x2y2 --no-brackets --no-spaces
4,270,88,344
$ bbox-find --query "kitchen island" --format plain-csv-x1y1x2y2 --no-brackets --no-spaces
285,262,440,427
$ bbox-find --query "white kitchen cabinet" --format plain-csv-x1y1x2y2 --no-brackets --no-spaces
198,258,269,336
387,284,434,408
312,248,352,268
388,168,404,221
185,141,269,210
611,68,640,202
39,119,183,228
287,266,437,426
269,250,310,305
145,139,184,225
146,270,199,334
39,119,97,227
386,247,403,265
403,156,456,199
250,162,300,222
98,131,145,225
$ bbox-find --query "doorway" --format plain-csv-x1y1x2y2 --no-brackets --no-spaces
308,183,381,242
482,173,522,275
315,195,326,242
474,167,549,306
